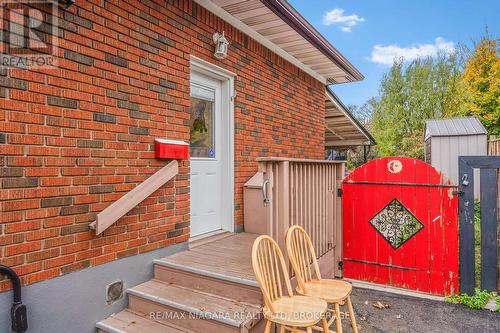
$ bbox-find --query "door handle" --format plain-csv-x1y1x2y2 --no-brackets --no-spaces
262,178,270,204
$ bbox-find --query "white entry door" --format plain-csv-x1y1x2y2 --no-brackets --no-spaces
189,71,226,237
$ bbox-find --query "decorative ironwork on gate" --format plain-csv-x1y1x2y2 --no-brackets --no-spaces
369,198,424,249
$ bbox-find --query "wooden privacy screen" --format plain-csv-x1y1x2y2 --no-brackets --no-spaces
257,158,344,277
342,157,459,295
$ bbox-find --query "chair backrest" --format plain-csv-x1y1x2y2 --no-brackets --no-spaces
286,225,322,293
251,235,293,313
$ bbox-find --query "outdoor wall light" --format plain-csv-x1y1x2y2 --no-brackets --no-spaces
58,0,75,8
59,0,75,5
213,31,229,60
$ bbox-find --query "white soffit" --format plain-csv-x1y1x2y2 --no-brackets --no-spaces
325,91,373,147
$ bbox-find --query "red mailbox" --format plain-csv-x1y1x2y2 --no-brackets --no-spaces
155,139,189,160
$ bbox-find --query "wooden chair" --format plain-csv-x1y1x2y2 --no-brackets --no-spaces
286,226,358,333
252,235,332,333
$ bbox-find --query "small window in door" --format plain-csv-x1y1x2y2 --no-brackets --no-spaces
189,84,215,158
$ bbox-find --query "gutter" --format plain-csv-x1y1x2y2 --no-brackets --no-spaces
261,0,364,83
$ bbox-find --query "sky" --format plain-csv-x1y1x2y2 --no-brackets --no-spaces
289,0,500,107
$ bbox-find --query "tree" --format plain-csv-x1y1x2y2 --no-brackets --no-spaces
345,99,378,169
461,36,500,135
347,97,377,127
371,52,467,159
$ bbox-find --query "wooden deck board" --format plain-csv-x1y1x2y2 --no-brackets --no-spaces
157,233,258,282
129,279,261,326
97,309,195,333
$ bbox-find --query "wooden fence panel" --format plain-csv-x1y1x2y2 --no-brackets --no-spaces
488,136,500,155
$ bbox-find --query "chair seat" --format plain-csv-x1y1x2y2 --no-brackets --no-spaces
263,295,327,327
297,279,352,303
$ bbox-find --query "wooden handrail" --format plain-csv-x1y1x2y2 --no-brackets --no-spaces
89,160,179,235
256,157,345,164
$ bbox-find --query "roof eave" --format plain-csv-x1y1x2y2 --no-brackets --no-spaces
262,0,364,83
326,87,376,145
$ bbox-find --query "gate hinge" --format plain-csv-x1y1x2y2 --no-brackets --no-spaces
338,261,343,271
452,190,464,196
337,188,342,197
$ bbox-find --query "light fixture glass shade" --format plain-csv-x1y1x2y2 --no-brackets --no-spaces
213,32,229,59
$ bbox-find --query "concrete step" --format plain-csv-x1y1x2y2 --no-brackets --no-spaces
96,309,196,333
154,258,263,304
127,279,263,333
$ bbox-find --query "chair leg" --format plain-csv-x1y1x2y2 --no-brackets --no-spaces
346,296,359,333
321,317,331,333
334,303,343,333
264,320,272,333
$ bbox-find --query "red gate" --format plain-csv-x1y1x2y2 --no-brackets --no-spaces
342,157,459,295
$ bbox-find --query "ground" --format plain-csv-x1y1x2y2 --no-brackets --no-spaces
343,287,500,332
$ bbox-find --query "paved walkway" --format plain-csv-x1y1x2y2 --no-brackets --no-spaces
343,287,500,332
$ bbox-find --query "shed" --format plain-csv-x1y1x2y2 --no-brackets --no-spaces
424,117,487,195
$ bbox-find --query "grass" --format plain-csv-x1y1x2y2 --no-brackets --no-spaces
474,200,481,286
445,288,500,312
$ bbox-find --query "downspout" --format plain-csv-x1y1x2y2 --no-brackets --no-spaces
0,265,28,333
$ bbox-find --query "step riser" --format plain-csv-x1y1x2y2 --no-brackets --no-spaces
248,318,269,333
129,294,247,333
155,265,263,305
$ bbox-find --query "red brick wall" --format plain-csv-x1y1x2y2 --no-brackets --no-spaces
0,0,325,290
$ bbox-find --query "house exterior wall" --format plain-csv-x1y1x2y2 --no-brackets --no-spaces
0,0,325,294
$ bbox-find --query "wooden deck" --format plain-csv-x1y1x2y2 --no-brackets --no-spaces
155,232,259,286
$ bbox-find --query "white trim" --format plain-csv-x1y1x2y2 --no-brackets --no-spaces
190,56,235,236
189,229,227,243
154,138,189,145
190,55,237,81
192,0,326,84
326,91,371,143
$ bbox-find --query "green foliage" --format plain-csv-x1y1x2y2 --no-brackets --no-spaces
459,36,500,135
474,200,481,286
346,146,377,170
371,53,467,159
445,288,499,311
